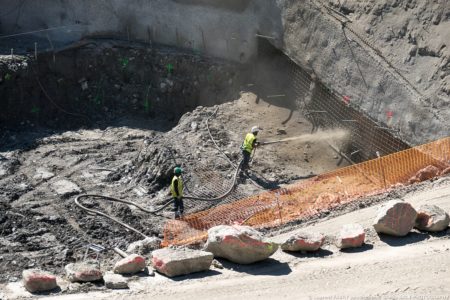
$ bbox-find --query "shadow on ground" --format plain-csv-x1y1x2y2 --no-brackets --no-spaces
282,248,334,258
379,231,432,247
217,258,292,276
340,243,374,253
170,269,222,281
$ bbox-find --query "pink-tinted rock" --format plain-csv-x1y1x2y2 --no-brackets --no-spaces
22,269,57,293
152,248,213,277
281,231,324,252
415,204,450,232
205,225,278,264
441,167,450,176
373,200,417,236
113,254,146,274
65,261,102,283
336,224,365,249
408,165,440,184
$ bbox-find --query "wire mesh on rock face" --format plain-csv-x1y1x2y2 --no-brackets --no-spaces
182,165,249,214
285,58,411,162
257,39,410,163
162,137,450,246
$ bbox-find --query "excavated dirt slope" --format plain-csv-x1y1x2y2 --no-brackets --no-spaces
0,40,350,285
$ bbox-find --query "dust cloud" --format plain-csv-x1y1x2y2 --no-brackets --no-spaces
264,129,350,145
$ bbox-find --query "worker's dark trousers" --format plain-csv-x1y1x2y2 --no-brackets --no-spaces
173,197,184,216
241,150,251,171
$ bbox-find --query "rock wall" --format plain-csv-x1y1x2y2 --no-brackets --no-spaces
0,0,448,145
276,0,449,145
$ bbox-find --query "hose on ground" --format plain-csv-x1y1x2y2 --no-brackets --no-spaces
74,158,243,237
73,106,248,238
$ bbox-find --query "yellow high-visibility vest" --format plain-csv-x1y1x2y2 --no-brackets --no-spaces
170,175,183,198
242,133,256,154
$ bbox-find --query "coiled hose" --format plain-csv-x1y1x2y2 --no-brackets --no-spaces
74,159,243,237
74,106,247,237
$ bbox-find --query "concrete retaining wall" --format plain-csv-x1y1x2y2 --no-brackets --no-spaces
0,0,282,62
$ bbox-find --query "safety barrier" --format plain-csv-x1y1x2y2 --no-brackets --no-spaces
162,137,450,246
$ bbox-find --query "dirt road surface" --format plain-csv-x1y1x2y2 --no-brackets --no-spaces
5,177,447,300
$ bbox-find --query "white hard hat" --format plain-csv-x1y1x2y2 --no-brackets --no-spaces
251,126,261,133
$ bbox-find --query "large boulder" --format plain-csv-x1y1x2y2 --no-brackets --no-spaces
336,223,365,249
415,205,450,232
126,237,161,255
104,272,128,289
65,261,102,283
281,231,324,252
22,269,58,293
373,200,417,236
152,248,213,277
408,165,440,184
113,254,146,274
204,225,278,264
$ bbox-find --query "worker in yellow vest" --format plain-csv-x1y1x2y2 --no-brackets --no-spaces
240,126,261,173
170,167,184,219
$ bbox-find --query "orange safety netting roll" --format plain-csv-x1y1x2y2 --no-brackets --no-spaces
162,137,450,246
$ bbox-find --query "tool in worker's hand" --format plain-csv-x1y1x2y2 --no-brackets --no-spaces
260,139,291,146
260,134,316,146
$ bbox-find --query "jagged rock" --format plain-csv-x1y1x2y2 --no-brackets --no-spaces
113,254,146,274
34,168,55,180
65,261,102,283
336,224,365,249
373,200,417,236
212,259,223,269
104,271,128,289
408,165,440,184
441,167,450,176
22,269,58,293
281,231,324,252
143,266,155,276
126,237,161,255
204,225,278,264
51,179,82,197
152,248,213,277
415,205,450,232
0,156,20,178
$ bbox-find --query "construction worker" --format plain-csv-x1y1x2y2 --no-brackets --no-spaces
240,126,261,172
170,167,184,219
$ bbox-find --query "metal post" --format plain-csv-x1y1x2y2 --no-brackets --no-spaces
10,48,13,60
376,151,387,190
147,26,152,44
201,28,207,52
34,42,38,60
46,33,56,64
337,176,349,200
275,192,283,226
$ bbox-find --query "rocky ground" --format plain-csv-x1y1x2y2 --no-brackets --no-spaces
2,174,449,300
0,50,349,289
0,32,448,298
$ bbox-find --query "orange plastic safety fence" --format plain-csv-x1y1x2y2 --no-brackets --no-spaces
162,137,450,246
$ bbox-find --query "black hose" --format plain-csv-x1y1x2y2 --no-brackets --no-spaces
74,158,243,237
73,107,245,238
